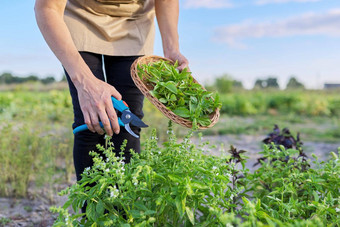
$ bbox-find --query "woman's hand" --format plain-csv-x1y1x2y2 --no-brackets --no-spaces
76,76,122,136
164,50,189,72
35,0,120,136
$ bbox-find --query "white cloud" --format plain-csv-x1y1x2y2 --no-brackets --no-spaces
255,0,321,5
183,0,234,9
213,9,340,48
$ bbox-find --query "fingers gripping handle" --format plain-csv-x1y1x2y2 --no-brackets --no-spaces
73,119,125,134
111,97,129,112
73,97,128,134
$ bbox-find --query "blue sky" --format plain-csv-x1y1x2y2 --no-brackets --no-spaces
0,0,339,89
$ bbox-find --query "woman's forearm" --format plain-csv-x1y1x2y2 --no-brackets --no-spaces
155,0,189,70
155,0,180,55
34,0,94,88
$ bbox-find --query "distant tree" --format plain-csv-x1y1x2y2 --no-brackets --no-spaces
213,74,243,93
0,72,14,84
266,77,279,88
254,79,265,89
233,80,243,88
215,74,233,93
286,76,304,89
25,75,39,82
60,73,67,82
254,77,279,89
41,76,56,84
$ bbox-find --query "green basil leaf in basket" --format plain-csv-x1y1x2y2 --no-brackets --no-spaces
173,107,191,118
137,59,221,128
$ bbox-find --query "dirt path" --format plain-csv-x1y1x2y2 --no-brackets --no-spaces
1,135,339,226
193,134,340,170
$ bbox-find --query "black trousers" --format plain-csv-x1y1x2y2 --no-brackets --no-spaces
65,52,144,182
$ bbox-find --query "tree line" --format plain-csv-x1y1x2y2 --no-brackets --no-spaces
0,72,65,85
207,74,305,93
1,71,305,92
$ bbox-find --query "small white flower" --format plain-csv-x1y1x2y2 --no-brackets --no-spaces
190,159,194,162
178,150,181,154
105,168,109,172
216,173,219,176
226,223,233,227
134,182,138,186
121,167,125,171
106,158,110,162
230,194,234,200
122,157,126,160
158,151,161,154
212,166,218,170
336,207,340,213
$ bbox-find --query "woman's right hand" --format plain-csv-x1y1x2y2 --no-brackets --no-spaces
76,77,122,137
35,0,121,136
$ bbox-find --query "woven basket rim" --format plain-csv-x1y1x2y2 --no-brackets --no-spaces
130,55,220,129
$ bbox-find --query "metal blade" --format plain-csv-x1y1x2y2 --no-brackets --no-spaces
124,124,139,138
130,117,148,128
121,110,148,128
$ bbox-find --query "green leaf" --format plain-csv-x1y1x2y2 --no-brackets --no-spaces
96,200,105,215
173,107,190,118
86,202,99,221
169,94,177,102
159,98,167,103
175,196,185,218
218,212,234,225
134,202,148,211
185,207,195,225
191,181,209,190
313,191,320,202
129,210,142,218
168,173,182,183
163,81,178,94
134,221,147,227
144,210,156,216
198,117,211,127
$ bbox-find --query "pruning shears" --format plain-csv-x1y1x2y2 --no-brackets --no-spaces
73,97,148,138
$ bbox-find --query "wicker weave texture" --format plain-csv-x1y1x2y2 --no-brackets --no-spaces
130,55,220,129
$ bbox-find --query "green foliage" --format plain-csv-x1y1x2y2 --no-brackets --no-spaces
0,72,56,84
137,60,222,128
52,124,340,226
51,124,242,226
247,145,340,225
0,90,73,197
219,90,340,117
255,77,280,89
286,76,304,89
0,217,12,226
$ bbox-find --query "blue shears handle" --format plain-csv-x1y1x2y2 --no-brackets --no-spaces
111,97,129,112
73,97,129,134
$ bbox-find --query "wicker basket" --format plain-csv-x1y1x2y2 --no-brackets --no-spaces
130,55,220,129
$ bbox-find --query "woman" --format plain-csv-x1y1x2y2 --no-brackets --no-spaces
34,0,189,182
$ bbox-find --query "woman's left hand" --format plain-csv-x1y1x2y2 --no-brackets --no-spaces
165,50,189,72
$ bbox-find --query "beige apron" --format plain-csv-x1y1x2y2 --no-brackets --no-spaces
64,0,155,56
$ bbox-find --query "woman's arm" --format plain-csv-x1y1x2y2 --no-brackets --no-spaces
155,0,189,71
34,0,121,136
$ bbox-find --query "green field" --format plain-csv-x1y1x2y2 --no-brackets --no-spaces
0,83,339,226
